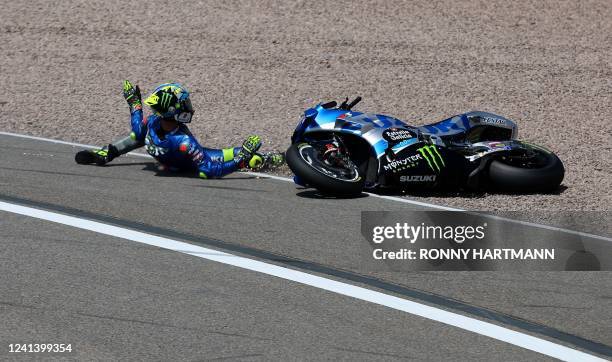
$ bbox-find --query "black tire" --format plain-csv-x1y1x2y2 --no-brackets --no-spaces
487,147,564,192
286,142,365,196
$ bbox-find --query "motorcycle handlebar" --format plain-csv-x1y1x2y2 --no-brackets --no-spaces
338,96,362,110
347,96,361,110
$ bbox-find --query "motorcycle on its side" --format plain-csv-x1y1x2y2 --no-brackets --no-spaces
286,97,564,196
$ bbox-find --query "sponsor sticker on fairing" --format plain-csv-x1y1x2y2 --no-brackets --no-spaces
416,145,445,172
382,128,416,144
383,154,423,172
480,116,506,125
399,175,437,182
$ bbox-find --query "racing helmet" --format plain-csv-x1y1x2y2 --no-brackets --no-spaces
144,83,194,123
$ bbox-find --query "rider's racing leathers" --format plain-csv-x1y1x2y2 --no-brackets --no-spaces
109,107,242,178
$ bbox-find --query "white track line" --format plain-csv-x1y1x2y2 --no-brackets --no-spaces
0,132,152,159
1,131,610,243
0,200,604,361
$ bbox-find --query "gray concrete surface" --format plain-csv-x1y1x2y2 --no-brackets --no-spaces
1,0,610,211
1,134,610,360
1,213,551,361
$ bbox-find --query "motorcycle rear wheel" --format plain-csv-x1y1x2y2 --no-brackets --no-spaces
286,142,365,196
487,145,564,192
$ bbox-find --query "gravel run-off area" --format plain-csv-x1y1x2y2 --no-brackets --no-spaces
2,0,611,211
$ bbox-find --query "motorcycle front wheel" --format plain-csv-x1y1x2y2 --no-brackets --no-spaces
286,142,365,196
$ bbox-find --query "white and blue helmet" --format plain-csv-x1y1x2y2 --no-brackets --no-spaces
144,83,194,123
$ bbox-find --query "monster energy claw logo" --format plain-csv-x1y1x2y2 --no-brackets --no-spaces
417,145,445,172
160,92,173,109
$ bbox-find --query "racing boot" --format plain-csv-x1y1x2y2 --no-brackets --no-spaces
75,144,119,166
266,151,285,168
252,151,285,170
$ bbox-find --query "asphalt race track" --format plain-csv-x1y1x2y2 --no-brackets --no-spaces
1,133,611,360
2,0,611,360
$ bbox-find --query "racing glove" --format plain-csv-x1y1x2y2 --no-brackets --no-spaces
235,135,262,169
75,144,119,166
122,80,142,112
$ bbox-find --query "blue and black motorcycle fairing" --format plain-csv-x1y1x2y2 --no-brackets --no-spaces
287,97,564,195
